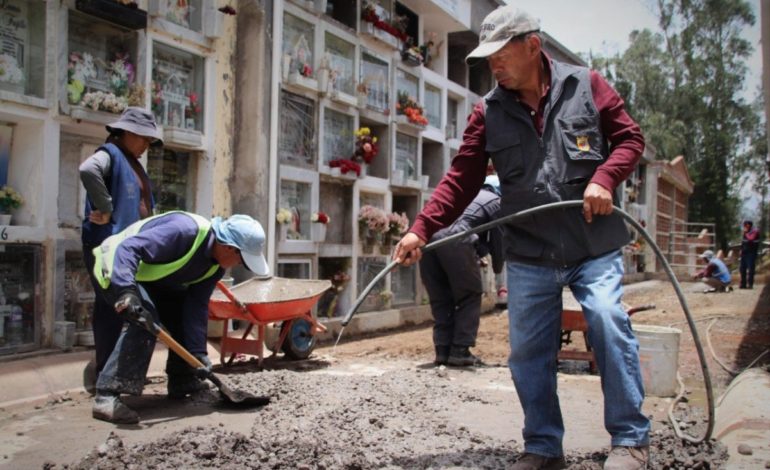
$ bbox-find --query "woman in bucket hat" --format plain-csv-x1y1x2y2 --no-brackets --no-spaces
79,107,164,388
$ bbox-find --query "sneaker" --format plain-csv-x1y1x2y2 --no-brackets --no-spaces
447,346,482,367
434,345,450,366
167,376,211,399
511,452,566,470
604,445,649,470
92,392,139,424
703,287,717,293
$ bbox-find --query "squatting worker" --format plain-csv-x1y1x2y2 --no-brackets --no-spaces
392,5,650,470
90,211,270,424
79,107,163,384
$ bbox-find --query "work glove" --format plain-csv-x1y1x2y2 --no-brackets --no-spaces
193,353,212,378
114,291,154,331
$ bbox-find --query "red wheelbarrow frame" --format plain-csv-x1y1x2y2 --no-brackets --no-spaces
559,303,655,373
208,279,330,366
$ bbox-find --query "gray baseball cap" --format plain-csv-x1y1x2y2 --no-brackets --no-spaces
700,250,715,260
105,107,164,146
465,5,540,65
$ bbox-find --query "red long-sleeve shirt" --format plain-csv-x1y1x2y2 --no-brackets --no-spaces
411,54,644,242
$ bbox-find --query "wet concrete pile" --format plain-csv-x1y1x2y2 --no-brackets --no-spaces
50,367,728,469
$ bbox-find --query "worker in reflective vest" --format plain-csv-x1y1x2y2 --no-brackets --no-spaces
90,211,269,424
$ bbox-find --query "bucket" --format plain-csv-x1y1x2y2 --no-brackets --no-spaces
633,324,681,397
53,321,76,350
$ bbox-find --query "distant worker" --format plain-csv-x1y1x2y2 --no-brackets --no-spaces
419,175,503,367
693,250,733,293
739,220,760,289
90,211,269,424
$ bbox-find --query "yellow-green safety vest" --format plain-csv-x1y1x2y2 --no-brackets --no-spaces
93,211,219,289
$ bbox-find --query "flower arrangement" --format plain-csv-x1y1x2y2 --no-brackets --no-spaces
361,1,408,42
396,91,428,126
299,62,313,78
276,207,293,224
0,54,24,84
329,158,361,177
311,211,330,224
353,127,379,164
356,81,369,96
387,212,409,237
80,91,128,114
0,185,23,213
185,91,202,123
67,52,97,105
358,205,389,237
107,53,134,97
150,81,163,116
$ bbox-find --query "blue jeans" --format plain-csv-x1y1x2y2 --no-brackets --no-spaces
506,250,649,457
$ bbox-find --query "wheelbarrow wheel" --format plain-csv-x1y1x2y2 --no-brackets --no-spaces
280,318,316,360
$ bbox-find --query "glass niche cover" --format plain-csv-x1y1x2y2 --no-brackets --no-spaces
67,11,139,114
151,42,205,132
323,33,354,96
359,50,388,112
278,179,312,241
147,146,193,212
0,0,45,97
161,0,202,31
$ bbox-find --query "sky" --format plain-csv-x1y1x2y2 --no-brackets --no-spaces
506,0,763,102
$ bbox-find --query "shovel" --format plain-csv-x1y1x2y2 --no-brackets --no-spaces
128,308,270,407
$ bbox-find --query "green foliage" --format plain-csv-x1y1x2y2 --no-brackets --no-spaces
592,0,762,249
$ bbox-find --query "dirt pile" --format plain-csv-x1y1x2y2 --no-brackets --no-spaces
50,368,728,469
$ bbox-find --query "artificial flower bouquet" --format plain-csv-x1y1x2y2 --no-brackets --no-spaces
357,205,389,238
0,185,24,213
276,207,293,224
396,91,428,126
311,211,330,224
329,158,361,177
353,127,379,164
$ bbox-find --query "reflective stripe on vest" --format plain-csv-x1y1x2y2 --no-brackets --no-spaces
93,211,216,289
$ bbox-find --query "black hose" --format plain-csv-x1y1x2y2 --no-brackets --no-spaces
340,200,715,443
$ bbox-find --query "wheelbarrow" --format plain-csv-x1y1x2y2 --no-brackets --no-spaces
559,301,656,373
208,277,331,366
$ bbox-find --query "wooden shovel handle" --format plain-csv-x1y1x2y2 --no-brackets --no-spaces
157,328,204,369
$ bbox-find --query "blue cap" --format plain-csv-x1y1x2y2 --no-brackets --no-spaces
211,215,270,276
483,174,501,195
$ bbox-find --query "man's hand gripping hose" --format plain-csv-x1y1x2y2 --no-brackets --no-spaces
339,200,715,444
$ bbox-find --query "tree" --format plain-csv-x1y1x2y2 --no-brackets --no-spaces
596,0,759,249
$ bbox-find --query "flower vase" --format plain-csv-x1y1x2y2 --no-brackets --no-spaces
313,223,327,242
361,239,374,254
0,214,10,226
279,223,289,241
359,165,367,178
282,54,292,81
357,93,368,108
317,69,329,94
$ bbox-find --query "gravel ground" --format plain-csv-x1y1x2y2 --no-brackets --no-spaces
48,367,728,469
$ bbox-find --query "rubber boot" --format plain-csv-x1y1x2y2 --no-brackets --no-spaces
447,346,482,367
92,392,139,424
434,345,450,366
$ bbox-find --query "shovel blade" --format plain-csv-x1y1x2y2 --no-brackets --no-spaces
206,371,270,407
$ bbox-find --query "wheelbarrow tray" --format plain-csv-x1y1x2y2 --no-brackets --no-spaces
209,277,332,323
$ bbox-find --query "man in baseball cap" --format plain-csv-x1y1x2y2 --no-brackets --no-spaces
465,5,540,66
394,3,650,469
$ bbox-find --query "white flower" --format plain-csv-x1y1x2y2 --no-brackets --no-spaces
0,54,24,84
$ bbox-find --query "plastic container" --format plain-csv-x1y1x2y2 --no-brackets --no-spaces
53,321,76,350
633,324,681,397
